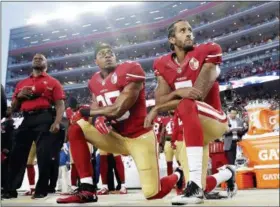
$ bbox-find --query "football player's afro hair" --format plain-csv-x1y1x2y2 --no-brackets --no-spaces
94,43,113,59
68,97,78,108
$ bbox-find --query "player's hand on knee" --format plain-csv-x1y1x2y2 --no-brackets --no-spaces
144,107,158,128
175,87,202,100
93,116,112,134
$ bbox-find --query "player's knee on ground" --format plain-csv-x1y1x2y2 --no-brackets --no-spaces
177,99,197,115
143,184,159,199
136,167,159,198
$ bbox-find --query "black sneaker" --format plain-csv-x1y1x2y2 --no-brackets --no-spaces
171,181,204,205
48,188,56,194
2,191,18,199
56,183,98,203
31,193,48,199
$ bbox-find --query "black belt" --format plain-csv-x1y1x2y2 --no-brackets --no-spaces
23,108,52,116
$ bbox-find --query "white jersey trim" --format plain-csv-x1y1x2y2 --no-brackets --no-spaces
196,101,227,120
207,54,222,58
126,73,146,79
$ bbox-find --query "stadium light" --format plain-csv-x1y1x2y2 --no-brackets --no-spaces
88,2,111,13
56,6,79,22
26,2,141,25
26,14,48,25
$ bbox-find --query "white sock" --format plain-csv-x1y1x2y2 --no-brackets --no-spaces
186,147,203,188
80,177,93,185
30,185,35,189
175,172,181,181
121,183,126,188
102,184,108,189
213,168,232,186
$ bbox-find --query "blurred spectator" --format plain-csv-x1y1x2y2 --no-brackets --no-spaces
1,84,7,119
223,107,246,165
1,107,15,190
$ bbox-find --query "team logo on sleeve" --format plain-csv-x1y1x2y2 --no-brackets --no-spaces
189,57,199,70
111,72,118,84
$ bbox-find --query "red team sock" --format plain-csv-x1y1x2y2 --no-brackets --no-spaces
26,164,35,188
100,155,108,185
147,174,179,200
71,164,79,186
177,99,204,188
205,176,218,193
68,124,93,180
114,155,125,183
167,161,173,176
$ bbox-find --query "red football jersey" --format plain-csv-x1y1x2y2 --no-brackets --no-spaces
161,116,174,137
153,42,223,111
153,116,163,142
88,61,150,138
66,105,90,125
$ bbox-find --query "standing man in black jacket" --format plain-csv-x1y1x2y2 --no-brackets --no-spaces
2,54,65,199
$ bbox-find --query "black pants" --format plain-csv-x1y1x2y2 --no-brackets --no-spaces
48,127,65,191
1,156,10,190
48,159,60,191
107,154,115,191
112,156,122,190
225,140,237,165
6,111,56,195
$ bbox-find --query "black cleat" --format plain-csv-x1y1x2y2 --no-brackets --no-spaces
171,181,204,205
